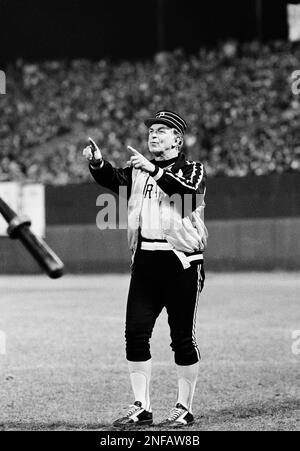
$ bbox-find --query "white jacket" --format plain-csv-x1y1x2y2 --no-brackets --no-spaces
128,167,208,269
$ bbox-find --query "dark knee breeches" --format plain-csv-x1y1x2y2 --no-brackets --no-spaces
125,250,205,366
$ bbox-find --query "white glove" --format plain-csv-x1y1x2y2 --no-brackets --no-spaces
83,138,103,167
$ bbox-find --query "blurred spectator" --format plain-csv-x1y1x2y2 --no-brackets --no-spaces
0,41,299,184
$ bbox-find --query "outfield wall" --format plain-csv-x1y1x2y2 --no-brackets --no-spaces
1,173,299,273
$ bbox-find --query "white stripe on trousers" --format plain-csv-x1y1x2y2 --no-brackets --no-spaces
192,265,202,361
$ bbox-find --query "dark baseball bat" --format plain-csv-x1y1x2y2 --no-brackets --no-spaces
0,197,64,279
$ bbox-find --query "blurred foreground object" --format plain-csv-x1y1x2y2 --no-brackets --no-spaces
0,197,64,279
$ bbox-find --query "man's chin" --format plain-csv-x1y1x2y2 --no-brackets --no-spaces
149,146,164,156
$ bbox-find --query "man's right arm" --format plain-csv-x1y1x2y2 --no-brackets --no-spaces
89,161,133,196
83,138,133,196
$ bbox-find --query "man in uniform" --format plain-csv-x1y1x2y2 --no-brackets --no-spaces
83,110,208,428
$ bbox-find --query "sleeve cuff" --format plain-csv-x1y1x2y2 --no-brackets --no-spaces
152,167,164,181
90,160,104,170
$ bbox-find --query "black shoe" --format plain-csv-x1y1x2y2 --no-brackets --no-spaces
113,401,153,429
158,403,194,428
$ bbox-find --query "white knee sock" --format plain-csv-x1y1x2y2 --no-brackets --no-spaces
128,359,152,412
176,361,199,413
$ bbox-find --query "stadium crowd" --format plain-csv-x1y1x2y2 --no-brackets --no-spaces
0,41,299,184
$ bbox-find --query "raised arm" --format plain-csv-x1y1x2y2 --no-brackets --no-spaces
83,137,133,196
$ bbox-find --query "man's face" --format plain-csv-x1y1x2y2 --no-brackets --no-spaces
148,123,177,155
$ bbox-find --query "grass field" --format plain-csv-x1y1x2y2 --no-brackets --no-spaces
0,272,299,431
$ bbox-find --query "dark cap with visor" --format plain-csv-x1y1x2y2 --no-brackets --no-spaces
144,110,187,135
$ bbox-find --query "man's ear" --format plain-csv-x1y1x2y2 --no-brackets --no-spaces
176,137,183,147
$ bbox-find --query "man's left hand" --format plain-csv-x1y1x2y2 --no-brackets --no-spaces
127,146,156,174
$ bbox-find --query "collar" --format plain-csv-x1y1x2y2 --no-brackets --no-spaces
151,152,186,172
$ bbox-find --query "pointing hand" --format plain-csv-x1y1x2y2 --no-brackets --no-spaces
127,146,156,174
83,138,103,166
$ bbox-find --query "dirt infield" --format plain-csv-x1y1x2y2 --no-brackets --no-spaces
0,273,299,431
